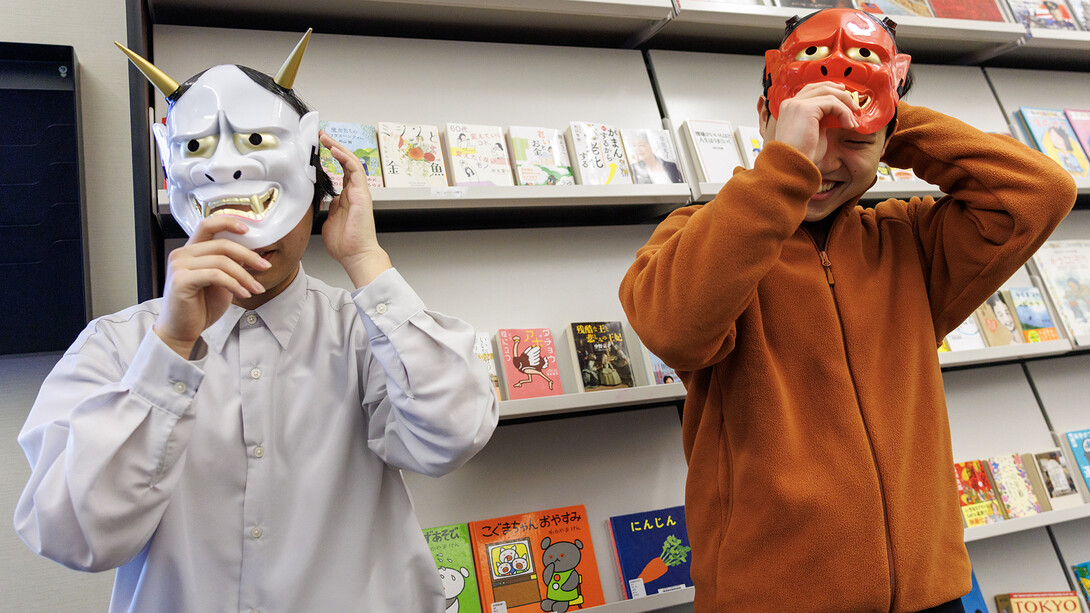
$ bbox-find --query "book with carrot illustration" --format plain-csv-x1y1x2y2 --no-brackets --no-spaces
607,505,692,599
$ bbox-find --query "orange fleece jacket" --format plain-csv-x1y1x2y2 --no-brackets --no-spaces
619,103,1076,613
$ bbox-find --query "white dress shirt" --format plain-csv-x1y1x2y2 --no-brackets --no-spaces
14,267,499,613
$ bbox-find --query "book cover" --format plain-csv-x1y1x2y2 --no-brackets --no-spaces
468,505,605,612
954,459,1007,527
890,167,919,181
855,0,934,17
876,162,895,182
995,592,1083,613
1032,240,1090,341
318,120,384,190
987,454,1044,519
1007,286,1061,342
608,505,692,599
1074,561,1090,603
474,332,502,401
1005,0,1080,30
1018,107,1090,178
973,300,1016,347
620,128,686,185
423,523,484,613
378,122,449,187
507,126,575,186
1030,449,1083,510
945,315,988,351
1065,429,1090,492
1071,0,1090,29
682,119,744,183
565,321,637,393
566,122,633,186
445,123,515,187
776,0,856,7
960,570,989,613
988,292,1026,344
1064,109,1090,159
734,125,764,169
929,0,1007,21
642,345,680,385
496,328,564,400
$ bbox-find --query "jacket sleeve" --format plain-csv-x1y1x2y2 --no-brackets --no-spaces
354,268,499,477
618,142,822,371
881,102,1077,338
13,322,203,572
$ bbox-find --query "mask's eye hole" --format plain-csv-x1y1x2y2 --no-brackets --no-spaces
234,132,280,153
183,135,218,158
795,45,830,61
847,47,882,64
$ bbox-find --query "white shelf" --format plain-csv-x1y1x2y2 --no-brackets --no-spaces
690,177,942,204
939,339,1073,368
499,383,685,421
964,503,1090,543
588,587,695,612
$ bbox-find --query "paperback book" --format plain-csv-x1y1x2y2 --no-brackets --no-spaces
620,128,686,185
474,332,502,401
378,122,449,187
507,126,575,186
682,119,744,183
944,315,988,351
1017,106,1090,178
987,453,1044,519
1005,0,1080,30
1065,429,1090,492
566,122,633,186
973,296,1018,347
423,523,484,613
1065,109,1090,158
995,591,1083,613
1072,0,1090,29
928,0,1007,21
468,505,605,612
1074,561,1090,603
954,459,1006,527
445,123,515,187
734,125,764,169
565,321,637,393
608,505,692,599
854,0,934,17
876,162,895,182
1028,449,1083,511
318,120,384,189
642,346,679,385
1031,240,1090,342
1006,286,1060,342
775,0,853,7
496,328,564,400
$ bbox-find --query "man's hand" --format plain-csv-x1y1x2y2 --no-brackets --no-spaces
319,131,392,288
153,216,270,358
764,81,860,164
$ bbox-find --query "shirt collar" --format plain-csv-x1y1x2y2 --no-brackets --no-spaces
202,265,309,354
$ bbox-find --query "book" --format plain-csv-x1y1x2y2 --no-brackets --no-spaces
928,0,1008,21
496,328,564,400
1031,240,1090,342
565,321,637,393
855,0,934,17
973,299,1017,347
681,119,744,183
1017,107,1090,177
1071,0,1090,29
620,128,686,185
995,592,1083,613
890,167,919,181
1007,286,1061,342
1064,109,1090,158
945,315,988,351
954,459,1007,527
507,126,575,186
961,570,989,613
876,162,895,182
318,120,384,190
1074,561,1090,603
1064,429,1090,493
1005,0,1081,30
445,123,515,187
378,122,449,187
566,122,633,186
775,0,856,7
607,505,692,599
474,332,502,401
642,345,679,385
734,125,764,169
468,504,605,612
1028,449,1083,511
423,523,484,613
987,453,1044,519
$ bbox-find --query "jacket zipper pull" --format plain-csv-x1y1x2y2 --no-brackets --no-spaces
819,251,835,285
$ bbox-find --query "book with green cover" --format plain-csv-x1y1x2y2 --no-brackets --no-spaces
423,523,483,613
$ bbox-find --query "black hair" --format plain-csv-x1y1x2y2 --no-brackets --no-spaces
166,64,335,212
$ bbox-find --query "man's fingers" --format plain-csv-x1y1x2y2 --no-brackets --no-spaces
172,254,266,295
171,267,259,300
189,215,250,244
171,237,269,271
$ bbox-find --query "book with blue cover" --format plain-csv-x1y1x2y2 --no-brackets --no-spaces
607,505,692,599
1065,428,1090,492
960,569,988,613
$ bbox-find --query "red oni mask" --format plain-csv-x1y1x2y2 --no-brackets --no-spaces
764,9,911,134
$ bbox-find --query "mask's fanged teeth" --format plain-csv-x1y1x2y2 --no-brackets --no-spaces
250,194,265,215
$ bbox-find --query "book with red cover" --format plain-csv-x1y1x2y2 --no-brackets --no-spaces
928,0,1007,21
954,459,1007,527
496,328,564,400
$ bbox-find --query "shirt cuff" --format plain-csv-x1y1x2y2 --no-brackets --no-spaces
353,268,427,338
120,329,206,418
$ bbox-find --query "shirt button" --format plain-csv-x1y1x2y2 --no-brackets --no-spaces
245,313,258,325
250,368,262,379
253,446,265,458
171,381,187,394
250,527,262,539
375,302,388,315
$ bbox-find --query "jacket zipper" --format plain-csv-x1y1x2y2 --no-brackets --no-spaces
804,228,897,612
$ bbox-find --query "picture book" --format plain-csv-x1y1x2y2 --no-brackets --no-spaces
445,123,515,187
507,126,575,186
890,167,919,181
960,570,989,613
566,122,633,186
468,504,605,612
954,459,1006,527
854,0,934,17
1064,108,1090,159
1007,286,1061,342
987,453,1044,519
876,162,895,182
608,505,692,599
995,592,1083,613
496,328,564,400
1072,0,1090,29
681,119,744,183
944,315,988,351
1005,0,1080,30
565,321,637,393
377,122,449,187
1064,428,1090,492
474,332,502,401
734,125,764,169
928,0,1008,21
1074,561,1090,603
1028,449,1083,511
423,523,484,613
1031,240,1090,342
775,0,854,7
318,120,384,189
1017,107,1090,178
620,128,686,185
1020,452,1054,511
973,299,1017,347
642,345,680,386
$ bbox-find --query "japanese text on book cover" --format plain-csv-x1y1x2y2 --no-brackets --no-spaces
497,328,564,400
608,505,692,599
423,523,484,613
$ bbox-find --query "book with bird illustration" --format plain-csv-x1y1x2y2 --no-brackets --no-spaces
496,327,565,400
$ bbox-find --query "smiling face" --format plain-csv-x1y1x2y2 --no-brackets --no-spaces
764,9,910,134
153,65,318,249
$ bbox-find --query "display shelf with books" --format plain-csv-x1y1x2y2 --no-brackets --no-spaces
938,338,1073,368
498,382,685,422
964,502,1090,542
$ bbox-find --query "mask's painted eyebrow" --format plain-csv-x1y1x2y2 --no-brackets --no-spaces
169,116,219,141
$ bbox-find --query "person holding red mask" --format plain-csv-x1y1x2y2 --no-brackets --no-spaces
620,8,1075,613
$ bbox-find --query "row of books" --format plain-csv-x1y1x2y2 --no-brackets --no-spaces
422,503,693,612
1015,106,1090,180
955,429,1090,529
961,571,1087,613
473,322,679,402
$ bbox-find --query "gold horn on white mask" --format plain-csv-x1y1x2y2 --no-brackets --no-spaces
274,29,313,90
114,41,180,99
